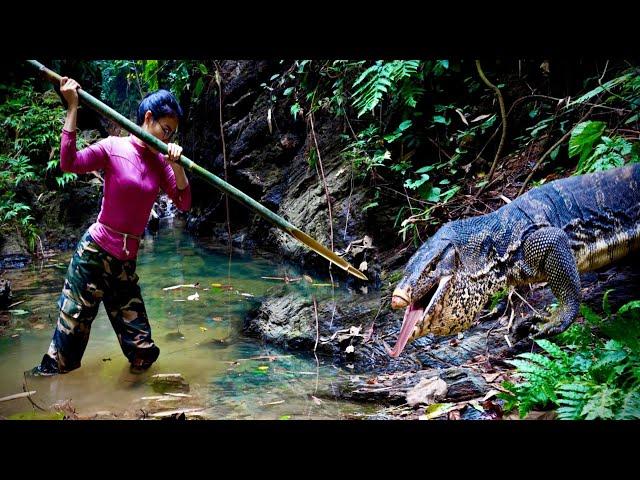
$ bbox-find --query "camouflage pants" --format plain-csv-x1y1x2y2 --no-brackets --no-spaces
39,230,159,373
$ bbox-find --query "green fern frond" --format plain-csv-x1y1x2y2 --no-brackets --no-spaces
581,386,617,420
557,384,590,420
352,61,423,117
535,339,569,361
615,390,640,419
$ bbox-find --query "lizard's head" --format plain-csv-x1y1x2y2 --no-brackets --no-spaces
388,225,491,357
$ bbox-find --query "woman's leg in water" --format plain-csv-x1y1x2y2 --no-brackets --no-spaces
33,231,106,375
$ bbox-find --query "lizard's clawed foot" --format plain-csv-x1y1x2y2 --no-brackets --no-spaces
511,312,573,341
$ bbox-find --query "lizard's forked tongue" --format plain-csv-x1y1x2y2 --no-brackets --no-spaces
387,303,424,358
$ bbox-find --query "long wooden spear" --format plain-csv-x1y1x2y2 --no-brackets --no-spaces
27,60,367,281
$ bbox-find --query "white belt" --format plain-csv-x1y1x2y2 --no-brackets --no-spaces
97,221,142,256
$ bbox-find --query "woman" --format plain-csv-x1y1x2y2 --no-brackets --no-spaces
31,76,191,375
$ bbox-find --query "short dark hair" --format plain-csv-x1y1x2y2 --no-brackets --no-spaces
136,89,183,125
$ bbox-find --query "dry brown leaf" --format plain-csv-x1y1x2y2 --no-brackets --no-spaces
482,372,503,383
448,410,461,420
481,389,501,402
406,376,448,407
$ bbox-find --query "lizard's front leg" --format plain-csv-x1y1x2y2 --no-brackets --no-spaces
520,227,582,338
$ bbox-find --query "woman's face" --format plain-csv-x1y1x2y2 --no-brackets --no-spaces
142,110,179,152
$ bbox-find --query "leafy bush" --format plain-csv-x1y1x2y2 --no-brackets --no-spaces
500,296,640,420
569,120,639,174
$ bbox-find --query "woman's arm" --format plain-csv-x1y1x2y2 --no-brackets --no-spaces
59,77,108,173
160,143,191,211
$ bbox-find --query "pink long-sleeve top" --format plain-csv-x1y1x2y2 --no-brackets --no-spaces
60,129,191,261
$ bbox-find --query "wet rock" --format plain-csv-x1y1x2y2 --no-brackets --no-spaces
0,234,29,258
149,373,190,393
0,254,31,270
0,278,11,309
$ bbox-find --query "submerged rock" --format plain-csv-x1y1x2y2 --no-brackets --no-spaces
149,373,190,393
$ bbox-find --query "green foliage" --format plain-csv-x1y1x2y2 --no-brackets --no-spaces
1,82,64,159
569,120,607,167
351,60,423,117
489,287,509,311
500,297,640,420
0,154,40,252
93,60,143,119
570,73,633,107
95,60,211,118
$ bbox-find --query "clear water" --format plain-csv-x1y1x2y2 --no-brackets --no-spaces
0,221,375,420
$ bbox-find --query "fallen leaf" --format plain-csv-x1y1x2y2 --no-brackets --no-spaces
187,292,200,301
482,372,503,383
163,284,198,291
345,345,355,354
199,326,207,332
455,108,469,126
257,365,269,371
241,293,255,298
481,389,501,402
359,261,368,272
448,410,461,420
303,274,314,283
406,377,448,406
363,235,373,248
311,395,323,406
471,114,491,123
418,403,456,420
212,316,223,322
525,410,557,420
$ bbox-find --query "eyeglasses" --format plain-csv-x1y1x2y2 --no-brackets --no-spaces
156,120,176,141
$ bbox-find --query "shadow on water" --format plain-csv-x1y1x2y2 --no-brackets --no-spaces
0,221,374,419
